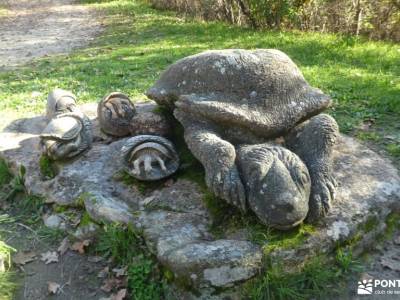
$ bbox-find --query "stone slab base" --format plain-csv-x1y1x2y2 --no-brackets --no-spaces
1,103,399,297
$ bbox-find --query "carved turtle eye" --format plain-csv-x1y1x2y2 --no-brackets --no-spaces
300,171,310,185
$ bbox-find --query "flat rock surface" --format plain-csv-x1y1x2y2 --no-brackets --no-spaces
0,0,102,69
1,104,400,295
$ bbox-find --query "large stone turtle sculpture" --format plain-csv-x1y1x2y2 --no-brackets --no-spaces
40,112,93,160
147,49,339,229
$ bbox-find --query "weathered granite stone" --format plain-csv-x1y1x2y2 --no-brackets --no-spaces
161,240,262,288
73,222,100,240
147,49,339,228
43,214,66,230
129,110,171,137
1,104,400,298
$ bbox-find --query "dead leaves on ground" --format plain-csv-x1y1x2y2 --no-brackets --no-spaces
71,239,91,254
56,237,91,256
100,288,127,300
47,281,61,294
101,277,127,293
12,251,36,266
112,266,127,277
57,237,70,255
41,251,59,264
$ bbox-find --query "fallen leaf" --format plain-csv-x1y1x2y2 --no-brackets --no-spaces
112,289,127,300
98,266,109,278
88,256,103,263
164,179,174,187
12,251,36,265
41,251,59,264
57,237,70,255
101,278,124,293
71,239,91,254
47,281,60,294
112,266,127,277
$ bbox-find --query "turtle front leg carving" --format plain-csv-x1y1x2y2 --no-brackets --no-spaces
130,152,168,175
285,114,339,222
175,109,246,211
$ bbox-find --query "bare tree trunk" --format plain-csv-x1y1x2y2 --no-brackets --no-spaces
234,0,257,28
352,0,363,35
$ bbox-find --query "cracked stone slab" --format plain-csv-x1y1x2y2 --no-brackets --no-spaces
2,104,400,297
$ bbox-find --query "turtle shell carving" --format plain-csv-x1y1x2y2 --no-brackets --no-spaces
46,89,77,120
121,135,179,181
98,92,136,137
40,112,93,160
147,49,332,138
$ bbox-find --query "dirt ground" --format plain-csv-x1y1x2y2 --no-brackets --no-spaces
0,1,114,299
0,0,102,69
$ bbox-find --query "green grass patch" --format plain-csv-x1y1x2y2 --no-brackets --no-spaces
38,155,57,180
0,159,12,187
245,249,362,300
0,0,397,162
95,223,164,299
0,272,18,300
387,143,400,158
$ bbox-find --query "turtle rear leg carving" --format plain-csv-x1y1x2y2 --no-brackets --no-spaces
285,114,339,222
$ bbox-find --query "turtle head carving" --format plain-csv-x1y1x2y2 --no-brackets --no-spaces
98,92,136,137
46,89,77,120
237,145,310,229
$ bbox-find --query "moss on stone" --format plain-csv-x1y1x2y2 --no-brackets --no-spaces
74,193,87,208
362,215,380,233
39,155,57,179
80,211,95,226
379,212,400,242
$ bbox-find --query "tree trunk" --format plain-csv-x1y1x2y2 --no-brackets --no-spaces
234,0,258,28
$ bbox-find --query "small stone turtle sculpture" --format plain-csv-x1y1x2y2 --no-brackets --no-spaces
40,111,93,160
121,135,179,181
46,88,77,119
98,92,136,137
147,49,339,229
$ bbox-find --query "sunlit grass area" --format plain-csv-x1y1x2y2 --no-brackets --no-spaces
0,1,398,150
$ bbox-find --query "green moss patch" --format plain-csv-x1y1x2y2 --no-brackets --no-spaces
39,155,57,180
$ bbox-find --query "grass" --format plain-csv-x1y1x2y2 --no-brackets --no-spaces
245,249,362,300
0,0,398,164
94,223,164,299
0,161,18,300
38,155,57,180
